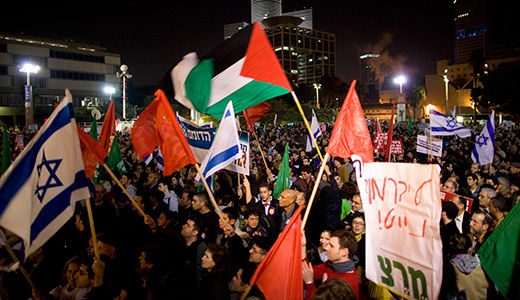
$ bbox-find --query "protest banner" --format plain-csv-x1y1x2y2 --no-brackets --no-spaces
440,190,474,212
390,140,403,155
177,115,250,175
373,132,387,153
353,155,442,300
14,134,24,150
416,135,443,157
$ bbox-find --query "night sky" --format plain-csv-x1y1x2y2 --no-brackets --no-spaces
2,0,454,86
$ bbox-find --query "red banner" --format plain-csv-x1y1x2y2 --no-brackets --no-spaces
440,190,474,212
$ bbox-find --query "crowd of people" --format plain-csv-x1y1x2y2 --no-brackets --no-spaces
0,118,518,299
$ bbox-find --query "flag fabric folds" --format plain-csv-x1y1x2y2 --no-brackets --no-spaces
106,135,127,176
249,206,303,300
273,143,290,200
98,100,115,153
471,111,495,166
131,89,196,176
376,118,382,134
89,118,98,141
328,80,374,162
77,125,107,179
2,124,12,174
306,109,322,152
196,101,243,184
170,22,292,119
429,109,473,138
243,102,270,132
450,106,456,119
0,89,90,258
477,196,520,299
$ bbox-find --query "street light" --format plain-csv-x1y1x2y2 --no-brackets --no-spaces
116,64,132,120
443,69,449,115
313,83,321,109
19,63,40,128
393,75,406,94
104,86,115,100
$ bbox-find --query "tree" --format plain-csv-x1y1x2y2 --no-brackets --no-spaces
406,85,425,121
479,60,520,117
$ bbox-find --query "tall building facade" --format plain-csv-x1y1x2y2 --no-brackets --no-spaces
360,54,380,103
454,0,520,64
251,0,282,24
264,24,335,85
0,33,121,111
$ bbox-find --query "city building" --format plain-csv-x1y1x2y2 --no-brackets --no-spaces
0,33,121,124
420,0,520,119
360,53,381,103
225,1,333,86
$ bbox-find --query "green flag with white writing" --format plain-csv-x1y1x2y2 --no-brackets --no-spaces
106,136,127,176
273,143,290,199
477,200,520,299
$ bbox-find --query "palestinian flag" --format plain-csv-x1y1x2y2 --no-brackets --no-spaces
168,21,292,119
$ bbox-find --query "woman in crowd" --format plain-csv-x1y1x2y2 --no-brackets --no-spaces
200,243,231,300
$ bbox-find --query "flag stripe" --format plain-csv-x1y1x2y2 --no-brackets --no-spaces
202,145,240,177
205,80,289,118
30,171,89,242
0,104,72,215
199,24,252,75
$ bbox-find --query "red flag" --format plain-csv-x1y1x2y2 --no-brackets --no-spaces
385,103,395,162
376,118,382,133
243,102,270,132
131,89,196,176
99,100,116,153
76,125,107,178
328,80,374,162
249,206,303,300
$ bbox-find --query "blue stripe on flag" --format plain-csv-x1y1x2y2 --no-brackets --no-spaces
202,145,240,177
30,171,90,242
0,104,73,216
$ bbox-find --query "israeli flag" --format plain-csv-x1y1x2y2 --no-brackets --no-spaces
0,90,90,258
143,152,154,165
157,149,164,172
196,101,242,186
429,109,473,138
450,106,456,119
306,109,322,152
472,111,495,166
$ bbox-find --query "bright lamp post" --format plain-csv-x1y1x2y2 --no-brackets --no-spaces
19,63,40,128
104,86,115,100
444,69,450,114
393,75,406,94
116,64,132,120
313,83,321,108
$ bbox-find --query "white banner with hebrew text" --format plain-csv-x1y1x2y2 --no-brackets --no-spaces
353,156,442,300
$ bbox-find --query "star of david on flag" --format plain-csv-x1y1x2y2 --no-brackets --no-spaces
429,109,473,138
306,109,322,152
472,111,495,166
0,89,90,258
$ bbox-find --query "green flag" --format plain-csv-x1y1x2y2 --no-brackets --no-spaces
90,117,101,183
477,201,520,298
273,143,290,199
1,125,12,174
89,118,98,141
106,136,127,176
407,115,413,135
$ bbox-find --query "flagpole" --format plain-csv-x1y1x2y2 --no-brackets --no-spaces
301,153,330,231
193,163,224,220
85,198,100,259
249,125,270,171
290,91,324,162
100,163,147,218
3,242,36,290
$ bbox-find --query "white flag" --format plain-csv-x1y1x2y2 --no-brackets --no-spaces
471,111,495,166
0,90,90,258
306,109,322,152
196,101,243,184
